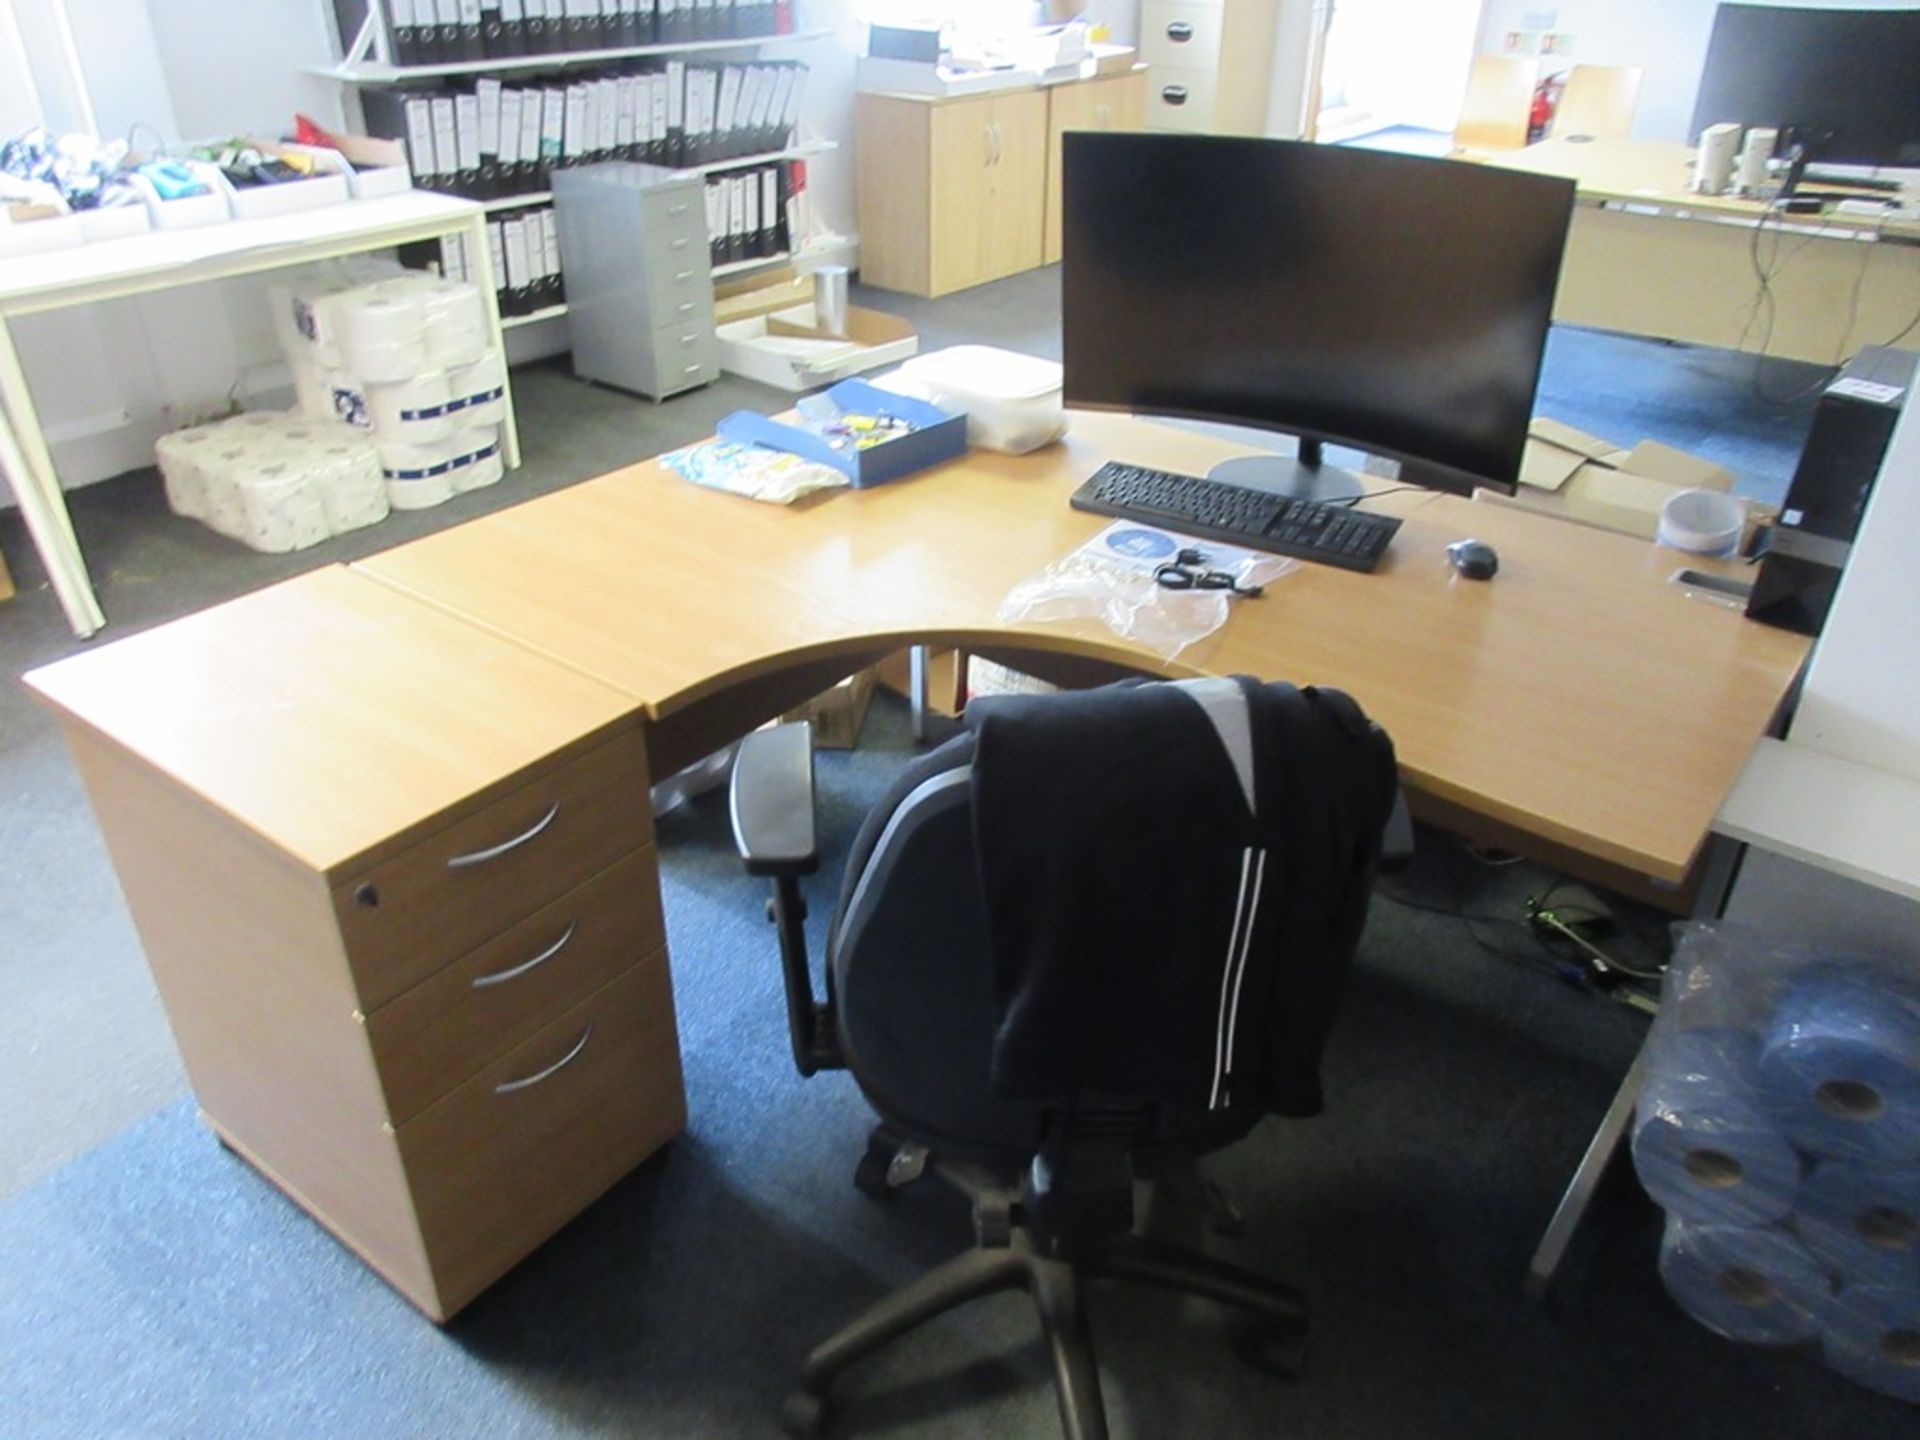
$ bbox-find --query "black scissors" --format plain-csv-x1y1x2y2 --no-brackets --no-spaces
1153,547,1265,598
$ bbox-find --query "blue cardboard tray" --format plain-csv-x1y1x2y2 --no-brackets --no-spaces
714,378,967,488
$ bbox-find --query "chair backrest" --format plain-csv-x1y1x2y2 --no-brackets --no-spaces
829,733,1047,1161
1454,54,1537,154
826,680,1399,1171
1553,64,1642,140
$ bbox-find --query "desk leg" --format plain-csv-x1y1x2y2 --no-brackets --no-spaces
1524,1044,1647,1300
1523,836,1743,1299
469,213,522,471
0,314,104,637
909,644,929,740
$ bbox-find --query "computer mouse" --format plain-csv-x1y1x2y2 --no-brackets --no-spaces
1447,539,1499,580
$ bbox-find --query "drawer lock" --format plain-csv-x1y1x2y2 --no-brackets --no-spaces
355,882,380,908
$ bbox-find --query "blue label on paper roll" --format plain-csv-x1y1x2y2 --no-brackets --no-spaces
1757,963,1920,1165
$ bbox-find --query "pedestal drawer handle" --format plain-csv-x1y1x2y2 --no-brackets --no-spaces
1162,85,1190,106
1166,21,1194,42
495,1024,594,1095
446,800,561,870
471,921,577,989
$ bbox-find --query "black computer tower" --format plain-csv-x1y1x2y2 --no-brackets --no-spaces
1745,346,1916,636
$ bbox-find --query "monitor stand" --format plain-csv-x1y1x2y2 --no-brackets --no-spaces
1207,439,1364,504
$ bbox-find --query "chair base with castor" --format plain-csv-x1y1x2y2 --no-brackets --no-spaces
783,1122,1309,1440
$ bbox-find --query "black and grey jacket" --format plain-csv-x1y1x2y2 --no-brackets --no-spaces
966,677,1398,1117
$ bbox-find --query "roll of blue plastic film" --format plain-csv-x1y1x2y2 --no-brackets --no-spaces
1658,1215,1828,1347
1817,1283,1920,1403
1796,1161,1920,1289
1633,1029,1800,1226
1758,963,1920,1164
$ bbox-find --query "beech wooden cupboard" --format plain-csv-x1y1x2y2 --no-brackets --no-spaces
856,70,1148,297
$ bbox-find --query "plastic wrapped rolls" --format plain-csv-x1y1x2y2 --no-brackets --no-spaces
1758,963,1920,1165
1658,1215,1829,1347
1817,1284,1920,1403
1796,1161,1920,1290
1632,1029,1801,1227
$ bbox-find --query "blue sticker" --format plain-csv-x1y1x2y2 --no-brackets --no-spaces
1104,527,1179,561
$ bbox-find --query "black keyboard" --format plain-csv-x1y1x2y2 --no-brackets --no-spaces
1070,460,1402,574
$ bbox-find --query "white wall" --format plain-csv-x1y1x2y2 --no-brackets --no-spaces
1473,0,1920,143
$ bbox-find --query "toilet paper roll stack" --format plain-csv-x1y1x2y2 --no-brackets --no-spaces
378,425,503,510
336,288,429,384
156,412,387,552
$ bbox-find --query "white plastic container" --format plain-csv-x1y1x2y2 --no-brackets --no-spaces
1658,487,1747,557
895,345,1066,454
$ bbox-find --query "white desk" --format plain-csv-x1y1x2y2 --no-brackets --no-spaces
0,191,518,637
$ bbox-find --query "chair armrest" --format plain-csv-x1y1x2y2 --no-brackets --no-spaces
730,722,820,877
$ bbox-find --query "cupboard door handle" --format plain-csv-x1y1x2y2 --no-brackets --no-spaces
992,122,1003,165
471,921,577,990
494,1024,594,1095
984,122,995,167
674,269,696,282
1162,86,1190,106
1096,103,1111,128
1167,22,1194,42
445,801,560,870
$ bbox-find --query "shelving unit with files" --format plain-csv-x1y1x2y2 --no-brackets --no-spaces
320,1,831,332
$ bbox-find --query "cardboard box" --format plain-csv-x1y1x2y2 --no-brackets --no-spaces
1476,418,1753,542
715,304,921,392
782,668,877,749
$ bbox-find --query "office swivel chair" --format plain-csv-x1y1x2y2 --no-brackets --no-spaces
730,679,1406,1439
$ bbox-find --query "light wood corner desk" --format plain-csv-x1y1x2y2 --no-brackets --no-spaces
1488,137,1920,367
24,412,1808,1319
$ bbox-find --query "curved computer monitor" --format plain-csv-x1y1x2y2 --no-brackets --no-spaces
1690,3,1920,167
1061,133,1575,500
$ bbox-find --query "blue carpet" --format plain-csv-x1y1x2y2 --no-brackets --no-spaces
1336,125,1456,158
5,697,1912,1438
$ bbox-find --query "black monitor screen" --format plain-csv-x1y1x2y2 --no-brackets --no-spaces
1061,133,1575,496
1690,4,1920,165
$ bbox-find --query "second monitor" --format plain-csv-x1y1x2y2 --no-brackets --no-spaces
1061,133,1576,503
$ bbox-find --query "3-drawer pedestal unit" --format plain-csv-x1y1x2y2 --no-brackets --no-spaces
27,566,685,1322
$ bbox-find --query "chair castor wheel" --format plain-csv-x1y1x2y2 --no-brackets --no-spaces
781,1388,829,1439
1238,1317,1309,1378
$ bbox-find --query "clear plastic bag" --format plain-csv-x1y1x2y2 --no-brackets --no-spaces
1639,922,1920,1400
997,521,1295,661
